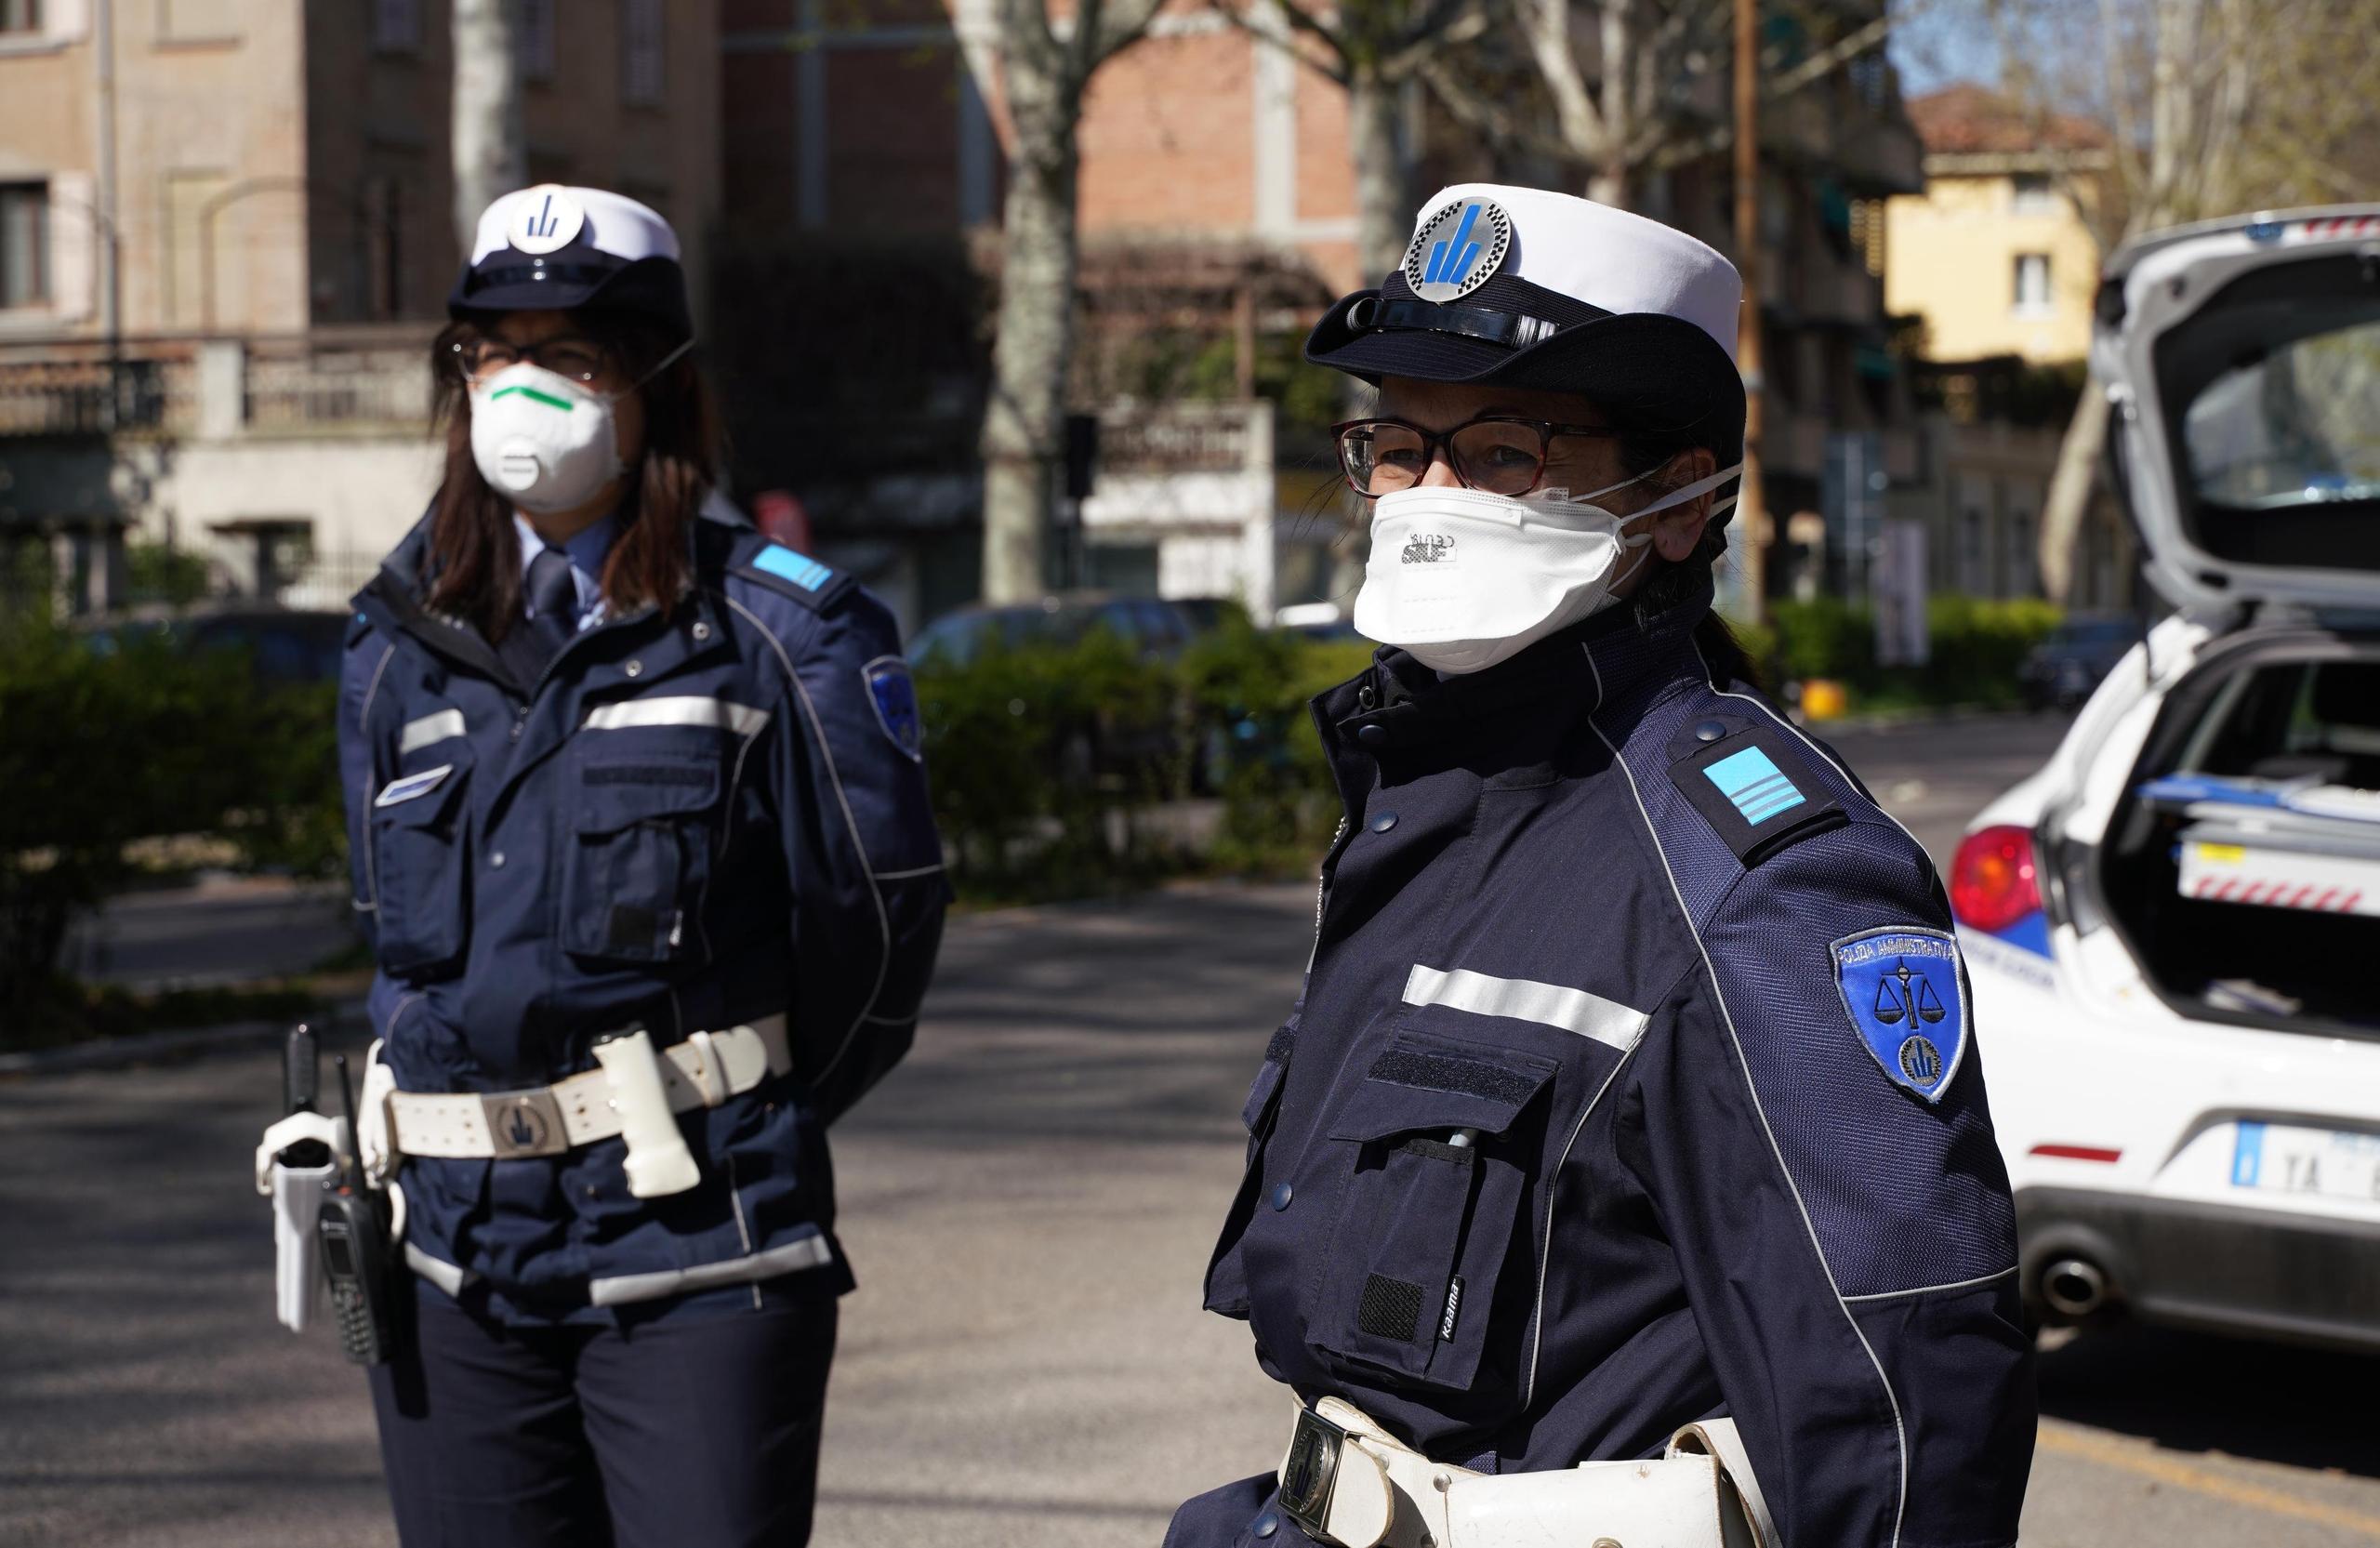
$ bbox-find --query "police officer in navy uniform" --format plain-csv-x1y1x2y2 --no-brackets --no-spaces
336,184,945,1545
1168,186,2036,1548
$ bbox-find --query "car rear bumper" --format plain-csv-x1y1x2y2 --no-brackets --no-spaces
2017,1186,2380,1352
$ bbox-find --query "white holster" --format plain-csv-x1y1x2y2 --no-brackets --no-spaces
254,1110,346,1334
1279,1396,1778,1548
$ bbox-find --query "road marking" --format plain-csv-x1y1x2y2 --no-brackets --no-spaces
2040,1422,2380,1540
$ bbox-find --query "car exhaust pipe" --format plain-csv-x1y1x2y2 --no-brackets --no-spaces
2040,1256,2108,1318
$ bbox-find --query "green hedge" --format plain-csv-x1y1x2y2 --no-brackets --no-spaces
1740,596,2063,710
0,615,340,1021
1,589,2069,1022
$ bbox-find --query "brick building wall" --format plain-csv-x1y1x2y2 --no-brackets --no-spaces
720,0,1361,291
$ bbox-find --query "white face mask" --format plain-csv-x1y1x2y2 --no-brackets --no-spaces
466,339,693,515
1352,462,1742,674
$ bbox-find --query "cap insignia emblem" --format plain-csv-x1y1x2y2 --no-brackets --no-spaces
1402,198,1513,303
507,184,586,256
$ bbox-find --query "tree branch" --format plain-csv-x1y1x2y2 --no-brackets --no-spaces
1213,0,1354,84
1091,0,1170,64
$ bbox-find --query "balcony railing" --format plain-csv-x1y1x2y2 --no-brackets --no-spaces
0,329,434,441
0,359,192,436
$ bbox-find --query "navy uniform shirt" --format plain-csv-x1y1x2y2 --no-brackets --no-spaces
1179,576,2035,1548
337,501,946,1322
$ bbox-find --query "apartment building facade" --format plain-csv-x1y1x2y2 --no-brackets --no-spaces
0,0,720,613
1885,83,2110,364
1880,85,2135,611
719,0,1933,620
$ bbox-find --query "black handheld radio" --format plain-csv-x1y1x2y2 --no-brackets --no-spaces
317,1053,404,1365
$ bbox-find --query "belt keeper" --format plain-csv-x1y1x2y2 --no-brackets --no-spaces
684,1029,731,1106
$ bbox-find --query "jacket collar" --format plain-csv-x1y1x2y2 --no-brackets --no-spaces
1316,570,1714,753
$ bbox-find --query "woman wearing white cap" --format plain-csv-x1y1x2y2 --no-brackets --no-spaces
324,184,946,1545
1170,186,2034,1548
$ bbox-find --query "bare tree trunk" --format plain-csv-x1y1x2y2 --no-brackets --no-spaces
1587,0,1635,205
452,0,523,255
2036,387,2110,602
1350,66,1412,279
979,81,1082,602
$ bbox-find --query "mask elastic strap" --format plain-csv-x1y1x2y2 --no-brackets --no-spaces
602,337,697,404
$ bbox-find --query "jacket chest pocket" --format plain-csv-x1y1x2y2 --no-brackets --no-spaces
1313,1029,1556,1396
561,757,722,963
371,761,472,979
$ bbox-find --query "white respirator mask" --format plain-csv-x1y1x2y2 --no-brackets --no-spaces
1353,462,1741,674
467,339,693,515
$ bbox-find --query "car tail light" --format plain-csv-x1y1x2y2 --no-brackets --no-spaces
1950,825,2042,933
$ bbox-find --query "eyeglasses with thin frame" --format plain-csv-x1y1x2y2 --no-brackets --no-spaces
448,334,612,386
1333,415,1623,498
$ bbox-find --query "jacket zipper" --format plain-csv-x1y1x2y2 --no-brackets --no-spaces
1305,814,1351,974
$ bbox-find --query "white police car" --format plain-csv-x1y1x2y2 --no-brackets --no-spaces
1950,207,2380,1347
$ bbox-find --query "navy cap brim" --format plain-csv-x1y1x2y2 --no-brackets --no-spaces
448,250,693,338
1306,271,1746,458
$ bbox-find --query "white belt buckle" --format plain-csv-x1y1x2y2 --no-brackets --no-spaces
481,1090,570,1158
1280,1404,1349,1542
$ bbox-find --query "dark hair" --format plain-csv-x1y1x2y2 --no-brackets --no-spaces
425,311,720,642
1613,424,1761,691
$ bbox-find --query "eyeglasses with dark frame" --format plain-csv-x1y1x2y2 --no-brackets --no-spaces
1332,415,1624,497
447,333,613,386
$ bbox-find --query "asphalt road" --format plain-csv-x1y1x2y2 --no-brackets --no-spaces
9,711,2380,1548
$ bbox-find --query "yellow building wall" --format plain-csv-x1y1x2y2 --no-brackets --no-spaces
1885,172,2102,364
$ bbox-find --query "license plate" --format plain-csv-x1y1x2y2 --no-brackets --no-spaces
2230,1121,2380,1202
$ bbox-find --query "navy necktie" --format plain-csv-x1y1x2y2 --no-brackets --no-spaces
505,546,578,685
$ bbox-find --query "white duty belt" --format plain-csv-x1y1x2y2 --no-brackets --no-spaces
1276,1396,1778,1548
379,1015,791,1164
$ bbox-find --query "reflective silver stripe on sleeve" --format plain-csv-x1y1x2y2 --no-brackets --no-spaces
398,708,466,755
403,1242,475,1297
586,1234,835,1306
1403,963,1648,1052
583,696,773,736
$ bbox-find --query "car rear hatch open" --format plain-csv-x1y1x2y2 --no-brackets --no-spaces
2082,211,2380,1037
2096,207,2380,615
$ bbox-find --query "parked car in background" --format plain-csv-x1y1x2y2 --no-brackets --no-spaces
2018,615,2143,709
1951,207,2380,1352
908,591,1209,668
81,605,350,685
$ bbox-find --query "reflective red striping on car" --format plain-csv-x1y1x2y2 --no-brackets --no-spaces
2030,1144,2122,1163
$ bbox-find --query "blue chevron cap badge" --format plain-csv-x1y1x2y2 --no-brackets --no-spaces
1403,198,1514,304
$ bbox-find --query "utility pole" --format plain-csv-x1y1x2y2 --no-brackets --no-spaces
95,0,120,426
1731,0,1766,622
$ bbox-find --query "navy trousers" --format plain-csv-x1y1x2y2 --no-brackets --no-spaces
367,1289,838,1548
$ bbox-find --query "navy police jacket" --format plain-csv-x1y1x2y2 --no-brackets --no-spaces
338,503,945,1320
1183,577,2035,1548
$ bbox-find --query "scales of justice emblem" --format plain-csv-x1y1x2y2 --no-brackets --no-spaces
1872,958,1948,1088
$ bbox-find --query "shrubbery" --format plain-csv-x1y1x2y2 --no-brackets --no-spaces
0,589,2067,1027
0,615,340,1022
1744,596,2063,710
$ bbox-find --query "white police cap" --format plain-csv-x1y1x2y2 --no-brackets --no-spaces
450,184,692,336
1307,182,1747,456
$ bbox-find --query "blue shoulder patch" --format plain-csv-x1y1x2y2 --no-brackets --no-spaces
1668,724,1845,867
1831,927,1969,1104
753,545,832,590
735,541,853,613
863,655,923,761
